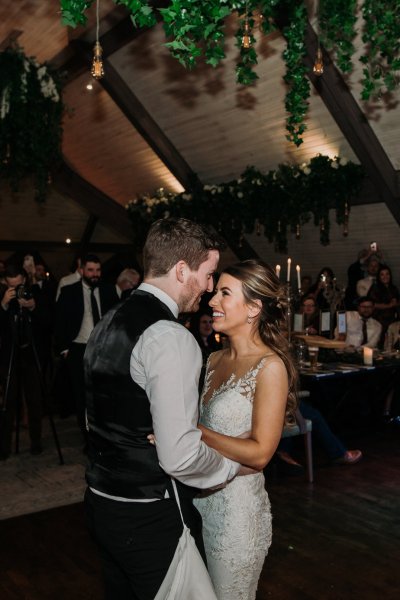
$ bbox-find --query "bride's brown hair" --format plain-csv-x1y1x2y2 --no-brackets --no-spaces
222,259,297,423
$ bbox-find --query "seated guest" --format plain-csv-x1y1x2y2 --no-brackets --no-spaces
115,268,141,300
367,265,400,344
277,400,362,468
300,295,320,335
335,296,381,349
190,309,223,365
356,255,380,298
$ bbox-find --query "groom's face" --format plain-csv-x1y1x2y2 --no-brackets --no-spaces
179,250,219,313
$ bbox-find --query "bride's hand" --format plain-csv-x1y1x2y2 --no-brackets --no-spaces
147,434,156,445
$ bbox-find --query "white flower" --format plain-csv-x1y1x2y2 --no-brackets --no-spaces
203,184,212,191
182,193,192,200
237,178,243,184
273,172,277,180
37,66,47,80
164,210,170,218
23,59,31,73
331,161,339,169
237,191,244,198
0,86,10,119
303,167,311,175
256,179,262,185
339,156,348,165
217,186,223,193
211,188,217,195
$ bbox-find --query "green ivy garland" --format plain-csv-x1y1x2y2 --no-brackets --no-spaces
0,47,63,201
126,155,363,252
60,1,400,147
319,0,357,74
360,0,400,100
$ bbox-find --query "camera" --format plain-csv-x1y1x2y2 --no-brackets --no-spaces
15,284,33,301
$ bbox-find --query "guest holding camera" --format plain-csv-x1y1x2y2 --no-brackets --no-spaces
0,265,48,459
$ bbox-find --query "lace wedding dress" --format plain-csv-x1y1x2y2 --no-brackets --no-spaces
194,358,272,600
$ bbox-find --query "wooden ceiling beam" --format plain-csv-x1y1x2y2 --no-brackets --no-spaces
53,161,133,240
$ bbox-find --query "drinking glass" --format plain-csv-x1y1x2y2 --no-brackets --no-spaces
308,346,319,370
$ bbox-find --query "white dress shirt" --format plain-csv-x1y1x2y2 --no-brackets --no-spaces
130,283,239,490
356,276,375,298
74,281,101,344
56,269,81,301
335,311,382,348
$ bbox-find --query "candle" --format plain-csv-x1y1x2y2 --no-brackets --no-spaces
296,264,301,290
275,264,281,279
363,347,373,365
287,258,291,282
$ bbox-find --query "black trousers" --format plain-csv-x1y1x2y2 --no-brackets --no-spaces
66,343,87,442
84,486,205,600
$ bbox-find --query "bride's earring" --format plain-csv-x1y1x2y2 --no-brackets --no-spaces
247,315,253,324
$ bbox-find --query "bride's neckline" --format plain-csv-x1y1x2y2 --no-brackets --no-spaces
201,353,273,407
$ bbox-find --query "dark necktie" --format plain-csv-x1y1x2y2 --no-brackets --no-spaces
90,287,100,326
361,317,368,345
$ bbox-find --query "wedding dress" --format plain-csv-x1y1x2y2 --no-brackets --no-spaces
194,357,272,600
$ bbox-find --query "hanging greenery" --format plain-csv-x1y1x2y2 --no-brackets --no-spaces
60,1,400,147
126,155,364,252
0,46,63,201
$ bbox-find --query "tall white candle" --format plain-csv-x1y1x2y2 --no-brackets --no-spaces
275,264,281,279
296,264,301,290
363,347,373,365
287,258,291,282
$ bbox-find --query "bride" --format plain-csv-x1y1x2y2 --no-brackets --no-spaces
194,259,297,600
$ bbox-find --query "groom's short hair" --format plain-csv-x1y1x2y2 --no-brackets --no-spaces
143,218,224,278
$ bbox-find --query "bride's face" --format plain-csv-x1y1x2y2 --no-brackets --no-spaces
209,273,251,334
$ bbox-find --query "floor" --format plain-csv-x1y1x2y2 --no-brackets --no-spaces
0,426,399,599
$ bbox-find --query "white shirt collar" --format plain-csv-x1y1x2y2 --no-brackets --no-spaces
137,282,179,318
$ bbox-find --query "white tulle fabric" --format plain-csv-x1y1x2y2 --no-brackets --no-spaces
194,358,272,600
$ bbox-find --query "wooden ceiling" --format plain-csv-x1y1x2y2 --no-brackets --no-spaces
1,1,399,238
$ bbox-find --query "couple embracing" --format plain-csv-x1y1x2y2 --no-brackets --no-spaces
84,217,297,600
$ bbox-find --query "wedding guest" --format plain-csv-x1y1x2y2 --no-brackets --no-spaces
344,247,383,309
335,296,381,349
190,308,223,364
56,256,82,300
54,254,119,446
300,295,320,335
115,267,141,300
356,255,380,298
308,267,342,311
367,265,400,344
277,400,362,468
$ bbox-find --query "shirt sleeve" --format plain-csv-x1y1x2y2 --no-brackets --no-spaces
130,321,239,488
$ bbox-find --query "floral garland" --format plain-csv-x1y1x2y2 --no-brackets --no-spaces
126,155,364,252
60,1,400,147
0,47,63,201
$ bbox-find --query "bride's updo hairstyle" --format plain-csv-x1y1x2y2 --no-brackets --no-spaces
222,259,297,422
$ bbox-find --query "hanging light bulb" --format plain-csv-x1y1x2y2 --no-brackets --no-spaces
313,46,324,76
91,0,104,80
242,19,251,49
343,202,349,237
296,223,301,239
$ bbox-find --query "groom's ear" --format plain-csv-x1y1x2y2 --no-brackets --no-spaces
175,260,188,283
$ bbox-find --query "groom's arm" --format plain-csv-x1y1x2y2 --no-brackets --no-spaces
131,320,239,489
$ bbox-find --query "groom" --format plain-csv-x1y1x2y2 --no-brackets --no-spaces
84,217,239,599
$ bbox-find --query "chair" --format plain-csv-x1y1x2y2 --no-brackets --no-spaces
281,391,314,483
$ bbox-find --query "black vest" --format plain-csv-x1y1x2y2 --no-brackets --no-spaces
85,290,176,499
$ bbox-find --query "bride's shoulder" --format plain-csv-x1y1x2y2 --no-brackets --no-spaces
208,348,227,369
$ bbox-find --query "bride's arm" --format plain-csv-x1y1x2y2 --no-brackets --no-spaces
199,358,288,471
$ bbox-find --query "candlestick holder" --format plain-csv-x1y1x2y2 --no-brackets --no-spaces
285,282,302,345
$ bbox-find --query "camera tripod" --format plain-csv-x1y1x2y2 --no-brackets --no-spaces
0,308,64,465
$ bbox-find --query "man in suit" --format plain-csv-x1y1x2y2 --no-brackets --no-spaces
55,254,119,445
84,218,240,599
